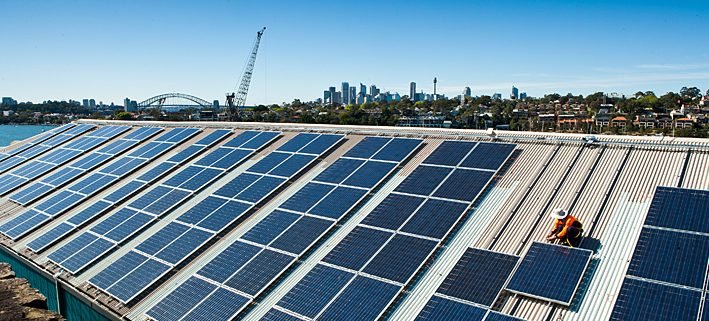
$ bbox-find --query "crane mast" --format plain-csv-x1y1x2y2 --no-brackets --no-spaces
226,27,266,121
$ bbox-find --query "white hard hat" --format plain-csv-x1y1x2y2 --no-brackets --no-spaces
550,208,568,220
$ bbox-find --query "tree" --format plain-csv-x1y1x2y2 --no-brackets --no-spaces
680,87,702,100
115,112,133,120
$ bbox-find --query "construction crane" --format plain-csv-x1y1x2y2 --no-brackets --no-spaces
225,27,266,121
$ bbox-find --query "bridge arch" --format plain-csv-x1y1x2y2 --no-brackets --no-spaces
137,93,214,110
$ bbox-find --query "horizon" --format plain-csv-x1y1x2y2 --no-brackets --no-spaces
2,0,708,105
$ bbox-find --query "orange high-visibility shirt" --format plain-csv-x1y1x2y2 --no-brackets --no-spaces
552,215,579,238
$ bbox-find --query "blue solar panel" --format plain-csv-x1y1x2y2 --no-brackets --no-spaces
432,169,494,202
394,166,452,196
235,176,285,203
180,168,222,191
423,141,478,166
626,228,709,289
248,152,291,174
436,248,519,306
610,278,701,321
224,249,294,296
90,251,148,290
195,200,250,231
318,276,400,321
222,131,260,148
270,154,316,177
342,161,396,188
361,194,425,230
178,197,228,225
104,181,145,203
460,143,515,170
308,187,367,219
214,173,260,198
400,199,469,239
61,199,111,225
26,222,74,252
314,158,365,184
298,134,342,154
644,187,709,234
343,137,390,158
59,237,113,272
136,163,175,182
269,216,332,254
362,234,437,283
242,210,300,245
277,264,354,318
47,232,98,264
104,213,152,242
195,148,233,167
182,288,249,321
241,131,279,149
198,241,261,283
280,183,335,213
211,149,252,169
144,189,190,215
372,138,421,161
105,258,170,302
414,296,487,321
155,228,212,265
146,277,217,321
277,133,318,152
505,242,592,305
323,227,392,270
136,223,190,255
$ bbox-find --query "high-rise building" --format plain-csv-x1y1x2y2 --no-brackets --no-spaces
464,87,472,97
520,92,527,100
124,98,138,112
492,93,502,100
349,87,356,105
341,82,349,104
1,97,17,106
324,90,332,105
213,100,220,109
89,99,96,109
410,82,417,101
511,86,519,100
360,83,366,96
333,92,342,105
82,99,89,109
329,87,337,105
370,85,380,97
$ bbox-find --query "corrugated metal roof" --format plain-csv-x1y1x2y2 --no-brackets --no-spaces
0,120,705,321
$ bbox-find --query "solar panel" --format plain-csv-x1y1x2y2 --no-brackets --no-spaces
276,264,354,319
627,227,709,288
610,278,701,321
317,275,400,321
459,142,516,170
146,277,217,321
89,133,339,304
181,288,249,321
372,138,422,161
505,242,592,305
436,248,519,307
415,296,487,321
343,136,390,158
260,309,305,321
644,186,709,234
423,141,478,166
146,136,421,319
266,141,515,320
484,311,527,321
314,158,364,184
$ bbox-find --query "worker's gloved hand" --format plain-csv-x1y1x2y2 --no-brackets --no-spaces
546,235,556,242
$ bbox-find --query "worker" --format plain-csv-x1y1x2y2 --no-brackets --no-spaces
546,208,583,247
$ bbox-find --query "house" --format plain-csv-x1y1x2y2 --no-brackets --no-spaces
633,115,656,129
611,116,627,128
674,118,693,129
594,114,611,127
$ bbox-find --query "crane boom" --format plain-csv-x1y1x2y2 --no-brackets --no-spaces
226,27,266,121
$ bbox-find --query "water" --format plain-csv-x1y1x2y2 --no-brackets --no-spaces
0,124,58,148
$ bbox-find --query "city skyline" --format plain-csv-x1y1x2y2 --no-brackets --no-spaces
2,1,708,106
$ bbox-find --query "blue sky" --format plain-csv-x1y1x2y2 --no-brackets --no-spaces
1,0,708,105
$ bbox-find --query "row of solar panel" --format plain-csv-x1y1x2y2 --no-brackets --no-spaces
47,130,272,275
0,124,101,195
610,186,709,321
0,123,75,163
26,129,234,253
90,132,342,304
146,137,423,321
0,124,96,173
10,127,164,205
262,141,515,321
0,128,201,241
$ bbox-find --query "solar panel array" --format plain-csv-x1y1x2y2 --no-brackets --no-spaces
413,247,522,321
9,126,157,205
146,136,422,321
47,130,276,275
0,127,200,241
88,132,342,304
0,123,75,163
505,242,592,305
261,141,515,321
25,129,233,253
610,186,709,321
0,124,95,174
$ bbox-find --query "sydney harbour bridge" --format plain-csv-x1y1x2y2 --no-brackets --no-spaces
136,27,266,121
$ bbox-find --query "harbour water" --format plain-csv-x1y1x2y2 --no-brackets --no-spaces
0,124,57,148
